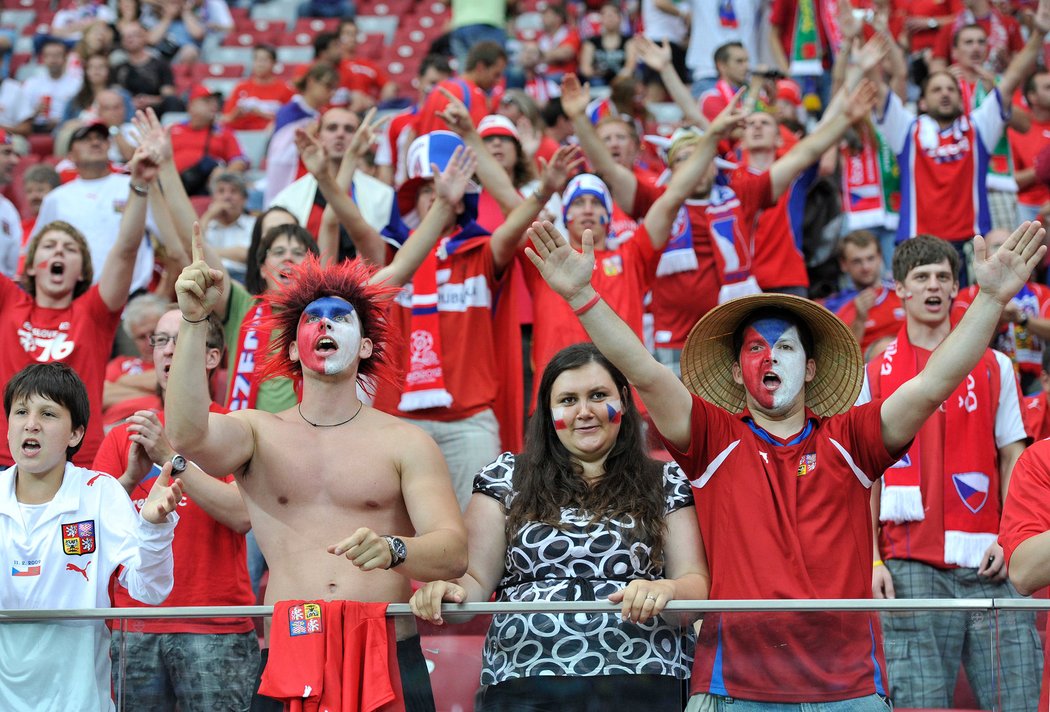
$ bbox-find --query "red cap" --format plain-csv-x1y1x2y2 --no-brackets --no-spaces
477,114,520,141
188,85,220,102
0,129,10,146
775,79,802,107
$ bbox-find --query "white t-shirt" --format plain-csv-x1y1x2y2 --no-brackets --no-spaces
0,463,176,712
0,79,33,128
20,71,82,126
205,213,255,253
31,173,155,294
642,0,688,45
0,194,22,279
686,0,762,81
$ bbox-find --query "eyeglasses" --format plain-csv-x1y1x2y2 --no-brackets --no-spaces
267,247,308,260
148,333,177,349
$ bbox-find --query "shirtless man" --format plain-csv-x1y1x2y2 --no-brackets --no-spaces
164,228,468,710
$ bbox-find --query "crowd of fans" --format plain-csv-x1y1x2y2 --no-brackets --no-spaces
4,0,1050,710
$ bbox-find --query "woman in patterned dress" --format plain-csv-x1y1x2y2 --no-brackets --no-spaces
410,342,710,711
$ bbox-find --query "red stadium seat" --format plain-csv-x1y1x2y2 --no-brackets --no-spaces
419,633,484,712
291,17,340,36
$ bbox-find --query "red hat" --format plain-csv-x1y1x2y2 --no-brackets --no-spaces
477,114,520,141
188,85,220,102
775,79,802,107
0,129,11,146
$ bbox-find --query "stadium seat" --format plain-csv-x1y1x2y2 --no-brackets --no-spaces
291,17,340,36
206,46,255,67
419,633,484,712
276,46,314,65
0,11,36,35
235,130,271,169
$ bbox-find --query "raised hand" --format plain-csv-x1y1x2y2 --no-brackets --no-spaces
974,221,1047,304
837,0,862,40
844,79,879,123
140,461,183,524
635,36,672,72
560,73,591,120
126,410,175,465
175,222,225,321
432,145,477,206
128,144,160,186
538,144,585,197
854,34,890,74
707,88,747,139
131,107,171,165
346,106,390,160
517,117,540,159
409,580,467,625
435,87,476,136
294,125,328,178
524,220,595,302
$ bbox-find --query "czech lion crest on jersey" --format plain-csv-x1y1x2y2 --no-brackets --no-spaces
61,520,96,555
289,603,323,636
796,453,817,477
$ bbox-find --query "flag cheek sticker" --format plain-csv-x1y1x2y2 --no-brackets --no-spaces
552,407,570,430
605,400,622,424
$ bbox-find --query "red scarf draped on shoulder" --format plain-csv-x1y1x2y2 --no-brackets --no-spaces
869,326,1001,567
226,301,272,411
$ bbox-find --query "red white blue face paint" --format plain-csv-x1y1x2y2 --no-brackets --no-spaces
739,318,807,412
605,399,622,424
552,407,570,430
296,296,362,375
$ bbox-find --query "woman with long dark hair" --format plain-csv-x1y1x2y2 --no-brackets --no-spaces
411,342,709,711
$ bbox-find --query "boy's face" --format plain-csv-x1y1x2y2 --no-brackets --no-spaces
27,229,85,299
895,259,958,325
8,394,83,476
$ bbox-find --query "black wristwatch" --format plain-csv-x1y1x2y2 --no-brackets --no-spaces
381,535,407,569
170,454,187,474
1020,312,1030,327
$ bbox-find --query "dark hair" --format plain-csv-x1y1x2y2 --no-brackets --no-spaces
541,96,567,127
23,221,94,299
1024,68,1050,104
245,207,298,294
836,229,880,261
5,363,90,460
892,234,960,283
38,38,68,57
252,224,320,292
952,23,987,47
465,41,507,72
294,61,339,92
254,44,277,62
508,343,668,565
713,41,745,67
313,31,340,58
732,308,815,360
419,53,451,78
71,53,114,113
543,2,569,22
919,70,960,100
1042,344,1050,375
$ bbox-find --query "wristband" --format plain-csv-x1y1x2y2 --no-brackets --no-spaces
573,293,601,317
182,314,210,324
130,182,149,197
873,559,884,568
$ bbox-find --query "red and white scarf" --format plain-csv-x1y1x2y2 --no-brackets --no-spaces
840,131,886,231
226,301,272,411
870,327,1002,567
952,9,1009,73
399,248,453,412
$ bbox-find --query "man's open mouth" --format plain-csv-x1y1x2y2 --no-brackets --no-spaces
762,372,781,389
316,336,337,352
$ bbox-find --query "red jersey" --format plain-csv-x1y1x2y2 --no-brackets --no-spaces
377,108,418,181
769,0,830,66
335,57,390,105
896,0,964,51
834,285,906,354
933,10,1024,71
522,225,660,386
1009,115,1050,208
169,122,248,172
222,77,294,132
373,238,504,422
537,25,582,76
93,405,255,635
737,164,813,289
660,396,896,701
955,282,1050,378
1022,393,1050,441
105,354,152,382
0,281,120,466
414,78,491,137
699,79,739,123
999,439,1050,712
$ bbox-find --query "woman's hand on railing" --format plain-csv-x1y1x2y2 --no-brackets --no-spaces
608,579,676,624
410,580,467,625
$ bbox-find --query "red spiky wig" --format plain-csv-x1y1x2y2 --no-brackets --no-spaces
256,256,403,394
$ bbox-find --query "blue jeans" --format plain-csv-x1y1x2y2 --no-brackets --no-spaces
450,24,506,67
686,693,891,712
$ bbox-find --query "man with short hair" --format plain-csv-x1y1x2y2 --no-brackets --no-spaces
221,45,294,132
0,130,20,279
335,18,398,112
20,39,79,133
699,41,750,123
865,234,1042,711
1011,68,1050,224
112,21,180,116
201,171,255,281
523,210,1046,709
414,41,508,137
827,230,905,352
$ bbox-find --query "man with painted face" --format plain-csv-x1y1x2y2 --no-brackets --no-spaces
165,226,468,710
862,235,1042,710
523,216,1046,708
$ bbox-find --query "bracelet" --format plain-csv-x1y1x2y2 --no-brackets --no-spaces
130,183,149,197
182,314,209,324
873,559,884,568
573,293,601,317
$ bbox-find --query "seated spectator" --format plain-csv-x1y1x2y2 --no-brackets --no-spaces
94,307,258,712
335,18,398,112
201,171,255,282
103,292,165,427
112,21,182,116
63,53,117,122
518,41,562,107
0,76,33,140
410,343,708,710
56,89,136,176
312,30,345,69
138,0,231,64
299,0,356,19
170,86,248,196
0,130,18,279
68,20,116,81
0,361,179,711
825,230,905,354
537,2,582,80
21,39,82,134
221,45,293,132
1011,68,1050,225
18,164,60,247
579,2,636,87
48,0,116,47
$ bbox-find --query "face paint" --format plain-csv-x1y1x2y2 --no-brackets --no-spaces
738,318,807,412
296,296,362,375
552,407,570,430
605,399,621,423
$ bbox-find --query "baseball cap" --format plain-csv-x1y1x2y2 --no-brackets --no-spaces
70,122,109,143
188,85,221,102
775,79,803,107
478,114,520,141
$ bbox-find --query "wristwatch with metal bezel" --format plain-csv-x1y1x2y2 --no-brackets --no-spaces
381,535,407,569
170,454,187,474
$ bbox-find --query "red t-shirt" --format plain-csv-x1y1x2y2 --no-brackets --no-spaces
738,164,812,290
222,77,295,132
897,0,964,51
954,282,1050,378
373,239,505,422
538,25,582,76
521,225,660,388
92,405,255,634
1009,115,1050,208
169,122,248,172
105,354,152,382
0,280,120,466
933,10,1024,66
414,78,491,137
336,57,390,104
1022,393,1050,441
834,285,906,354
381,109,418,179
999,439,1050,712
660,396,896,702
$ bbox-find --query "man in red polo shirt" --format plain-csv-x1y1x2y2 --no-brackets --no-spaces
414,42,507,137
335,18,398,112
170,86,248,195
1011,68,1050,224
221,45,294,132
